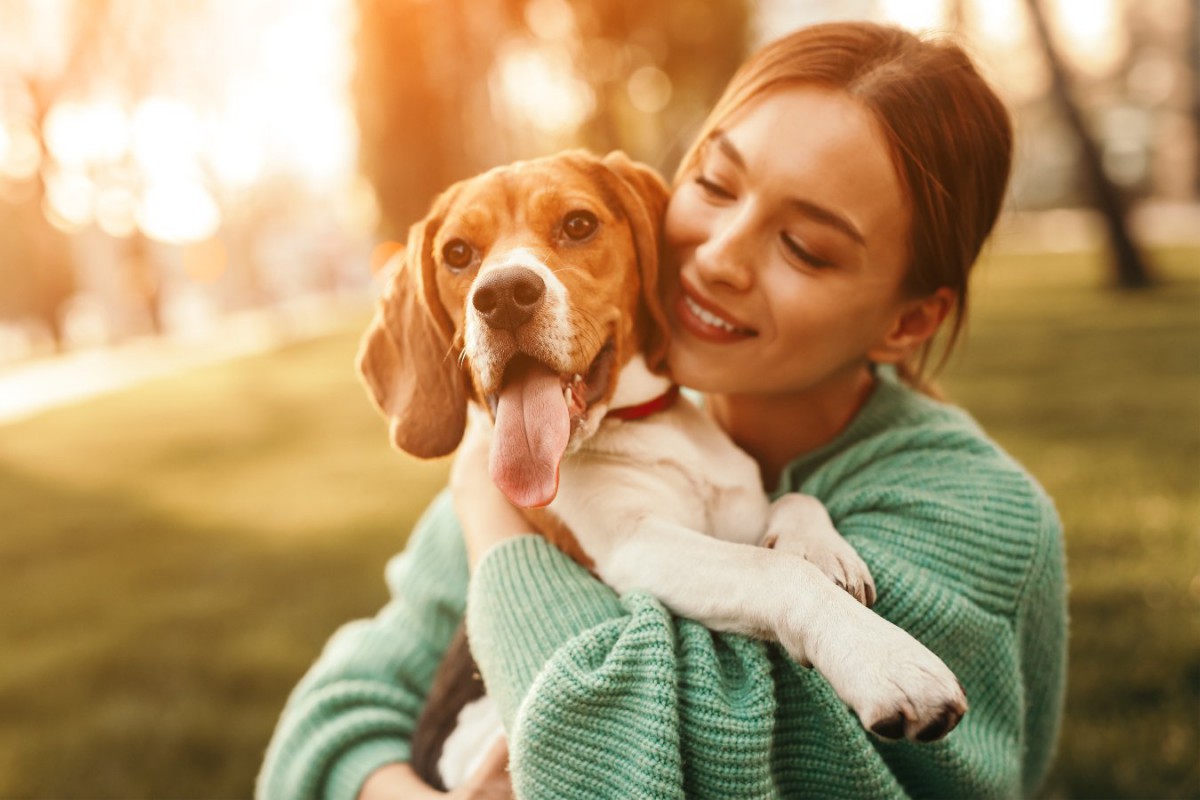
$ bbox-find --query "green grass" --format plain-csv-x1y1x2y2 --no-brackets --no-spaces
0,335,451,797
1,248,1197,799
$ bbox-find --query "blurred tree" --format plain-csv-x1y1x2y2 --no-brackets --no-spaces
0,0,213,342
1024,0,1155,288
353,0,522,239
352,0,749,237
0,0,109,346
0,193,73,348
558,0,750,170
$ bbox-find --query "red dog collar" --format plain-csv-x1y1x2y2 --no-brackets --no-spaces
606,385,681,422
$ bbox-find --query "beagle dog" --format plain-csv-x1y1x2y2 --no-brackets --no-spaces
358,150,967,788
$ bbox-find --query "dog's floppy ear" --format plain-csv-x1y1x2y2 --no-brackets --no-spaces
356,196,468,458
601,150,672,373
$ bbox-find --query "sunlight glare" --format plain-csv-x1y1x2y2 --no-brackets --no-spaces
4,0,358,244
45,169,94,225
973,0,1026,46
95,185,138,238
136,182,220,244
43,168,94,231
208,116,264,189
256,6,357,187
878,0,945,31
44,101,129,169
1050,0,1125,74
497,44,594,134
132,97,203,180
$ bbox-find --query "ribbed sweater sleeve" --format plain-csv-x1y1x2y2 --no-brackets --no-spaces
256,491,469,800
468,540,787,799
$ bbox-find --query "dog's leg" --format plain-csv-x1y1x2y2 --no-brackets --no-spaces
763,493,877,607
593,519,967,742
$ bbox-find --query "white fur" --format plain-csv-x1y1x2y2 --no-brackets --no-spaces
465,248,574,392
607,353,672,410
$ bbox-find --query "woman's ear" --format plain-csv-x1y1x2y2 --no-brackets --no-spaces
868,287,956,365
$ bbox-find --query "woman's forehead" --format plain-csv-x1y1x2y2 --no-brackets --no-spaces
710,86,910,241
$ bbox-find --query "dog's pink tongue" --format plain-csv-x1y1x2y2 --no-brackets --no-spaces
490,359,569,509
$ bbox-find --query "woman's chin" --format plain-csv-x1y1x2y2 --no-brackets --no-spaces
665,340,732,393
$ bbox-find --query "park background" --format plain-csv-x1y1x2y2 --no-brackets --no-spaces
0,0,1197,797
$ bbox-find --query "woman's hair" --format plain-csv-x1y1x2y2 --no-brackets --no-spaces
675,21,1013,391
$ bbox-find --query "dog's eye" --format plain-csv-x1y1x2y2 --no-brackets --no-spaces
442,239,475,270
562,210,598,241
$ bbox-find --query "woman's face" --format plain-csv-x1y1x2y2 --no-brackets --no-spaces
664,85,916,396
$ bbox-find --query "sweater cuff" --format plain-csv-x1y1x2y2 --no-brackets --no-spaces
467,535,624,728
322,737,409,800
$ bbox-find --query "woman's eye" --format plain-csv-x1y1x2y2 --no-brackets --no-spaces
562,210,598,241
695,175,735,200
442,238,475,270
781,234,833,269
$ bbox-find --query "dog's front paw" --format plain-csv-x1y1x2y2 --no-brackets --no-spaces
765,494,876,607
820,604,967,743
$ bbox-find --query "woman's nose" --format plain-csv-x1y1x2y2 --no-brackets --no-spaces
694,209,756,291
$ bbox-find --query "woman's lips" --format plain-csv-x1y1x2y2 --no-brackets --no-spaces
674,284,758,344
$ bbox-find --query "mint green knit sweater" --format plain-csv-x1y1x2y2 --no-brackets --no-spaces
257,371,1067,800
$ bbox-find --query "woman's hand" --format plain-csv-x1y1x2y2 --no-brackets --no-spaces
448,739,514,799
449,418,532,571
356,763,442,799
357,741,513,799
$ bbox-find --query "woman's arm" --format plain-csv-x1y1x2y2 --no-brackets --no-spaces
255,492,472,800
461,442,1065,799
358,741,513,800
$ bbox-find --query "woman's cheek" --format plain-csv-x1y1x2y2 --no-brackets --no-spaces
664,185,706,249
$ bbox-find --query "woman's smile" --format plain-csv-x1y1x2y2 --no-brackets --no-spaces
674,277,759,343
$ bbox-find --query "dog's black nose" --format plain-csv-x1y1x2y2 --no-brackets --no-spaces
472,267,546,331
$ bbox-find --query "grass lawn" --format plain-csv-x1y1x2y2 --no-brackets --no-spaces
1,247,1197,799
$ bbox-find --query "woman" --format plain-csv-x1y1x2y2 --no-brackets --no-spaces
258,21,1066,800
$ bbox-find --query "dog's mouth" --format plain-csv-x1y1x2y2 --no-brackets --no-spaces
485,341,615,422
485,341,616,510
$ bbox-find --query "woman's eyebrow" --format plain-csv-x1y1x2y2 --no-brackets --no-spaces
711,131,746,169
787,198,866,246
710,131,865,247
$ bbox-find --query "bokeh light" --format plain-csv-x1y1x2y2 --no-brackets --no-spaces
627,66,672,114
496,43,595,134
878,0,945,31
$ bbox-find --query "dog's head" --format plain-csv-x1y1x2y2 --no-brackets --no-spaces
357,150,670,506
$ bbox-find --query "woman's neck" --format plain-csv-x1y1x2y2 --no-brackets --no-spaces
705,366,877,490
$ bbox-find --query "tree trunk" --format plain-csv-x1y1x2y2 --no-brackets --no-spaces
1024,0,1155,289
